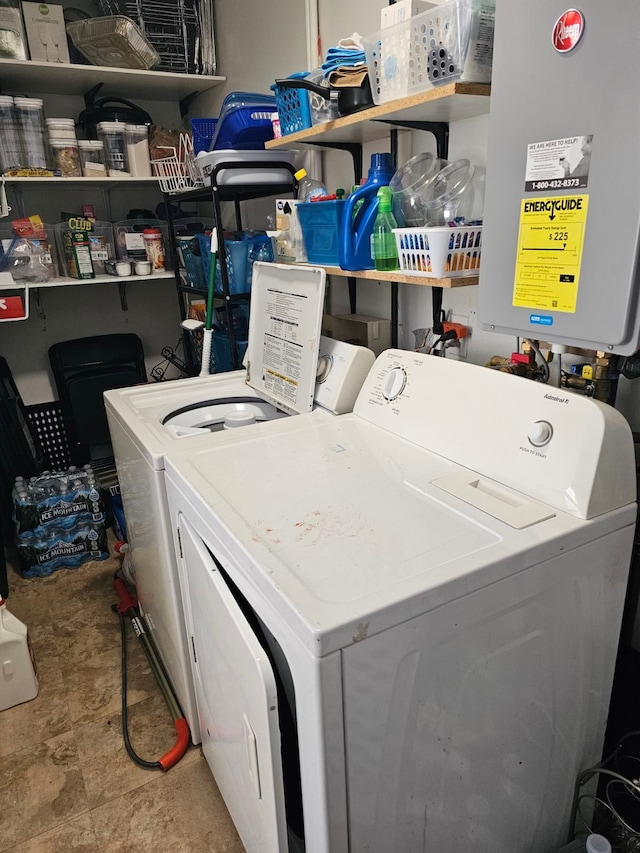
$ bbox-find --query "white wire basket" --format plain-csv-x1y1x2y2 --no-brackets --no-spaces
151,133,204,194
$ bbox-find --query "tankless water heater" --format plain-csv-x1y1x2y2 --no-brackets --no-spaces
479,0,640,355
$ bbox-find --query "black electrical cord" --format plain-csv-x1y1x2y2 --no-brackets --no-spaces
112,601,162,770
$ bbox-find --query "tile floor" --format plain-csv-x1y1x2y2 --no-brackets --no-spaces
0,541,244,852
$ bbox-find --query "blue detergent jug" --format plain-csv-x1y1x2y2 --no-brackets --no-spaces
339,153,395,270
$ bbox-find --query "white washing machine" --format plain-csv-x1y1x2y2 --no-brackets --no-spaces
104,262,375,743
164,350,637,853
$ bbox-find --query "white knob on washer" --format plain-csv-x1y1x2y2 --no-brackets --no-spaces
528,420,553,446
316,355,332,383
382,367,407,401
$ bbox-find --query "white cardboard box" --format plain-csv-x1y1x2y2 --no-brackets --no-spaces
322,314,391,356
21,2,70,63
273,199,307,264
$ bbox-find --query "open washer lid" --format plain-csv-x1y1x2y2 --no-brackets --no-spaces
245,262,326,416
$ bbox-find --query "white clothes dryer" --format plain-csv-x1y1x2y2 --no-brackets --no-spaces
104,262,375,743
164,350,637,853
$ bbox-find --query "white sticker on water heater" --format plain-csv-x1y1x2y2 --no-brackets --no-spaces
524,135,593,192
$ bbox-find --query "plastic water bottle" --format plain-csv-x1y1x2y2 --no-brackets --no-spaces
555,834,612,853
294,168,327,202
0,597,38,711
371,185,399,271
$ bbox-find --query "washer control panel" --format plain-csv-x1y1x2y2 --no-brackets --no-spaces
382,367,407,401
352,349,635,519
312,336,375,414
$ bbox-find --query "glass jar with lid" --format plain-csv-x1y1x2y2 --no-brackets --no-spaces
14,97,47,169
78,140,107,177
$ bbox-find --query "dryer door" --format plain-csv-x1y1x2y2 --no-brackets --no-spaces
177,514,288,853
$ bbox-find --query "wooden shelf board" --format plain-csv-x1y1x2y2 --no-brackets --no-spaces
322,266,479,288
0,59,225,100
266,83,491,148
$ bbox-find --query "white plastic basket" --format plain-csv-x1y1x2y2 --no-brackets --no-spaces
393,225,482,278
151,133,204,194
362,0,486,105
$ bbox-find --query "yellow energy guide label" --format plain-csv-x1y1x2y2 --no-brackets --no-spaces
513,195,589,313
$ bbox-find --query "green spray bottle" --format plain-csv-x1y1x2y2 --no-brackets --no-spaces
371,185,399,272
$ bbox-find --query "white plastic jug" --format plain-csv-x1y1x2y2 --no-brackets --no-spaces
0,598,38,712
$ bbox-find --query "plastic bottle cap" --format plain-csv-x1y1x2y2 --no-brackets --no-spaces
377,185,393,212
294,168,307,181
14,97,43,108
586,835,612,853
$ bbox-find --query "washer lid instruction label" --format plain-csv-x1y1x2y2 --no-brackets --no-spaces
513,194,589,314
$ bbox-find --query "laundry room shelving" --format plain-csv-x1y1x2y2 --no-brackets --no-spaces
0,58,224,101
164,162,298,374
1,58,226,321
265,81,490,292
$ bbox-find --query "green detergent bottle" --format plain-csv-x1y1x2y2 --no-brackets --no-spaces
371,185,399,272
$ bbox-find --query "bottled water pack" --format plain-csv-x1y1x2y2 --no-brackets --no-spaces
12,465,109,577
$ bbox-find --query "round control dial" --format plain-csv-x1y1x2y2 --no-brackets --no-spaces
316,354,332,384
382,367,407,401
527,420,553,447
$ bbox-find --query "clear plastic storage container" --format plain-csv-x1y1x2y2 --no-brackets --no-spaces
14,97,47,169
0,96,23,172
97,121,130,175
49,139,82,177
113,219,170,267
45,118,77,141
125,124,151,177
78,140,107,177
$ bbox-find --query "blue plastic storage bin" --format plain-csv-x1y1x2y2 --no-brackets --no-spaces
196,234,252,294
271,72,312,136
296,199,346,265
211,331,249,373
211,93,277,150
191,118,218,154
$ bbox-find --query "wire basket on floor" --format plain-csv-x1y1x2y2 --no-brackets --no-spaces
151,133,204,194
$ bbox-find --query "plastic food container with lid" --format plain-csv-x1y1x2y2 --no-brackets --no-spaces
49,140,82,177
125,124,151,177
78,140,107,177
142,227,165,271
14,97,47,169
0,96,23,172
45,119,77,141
97,121,130,175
